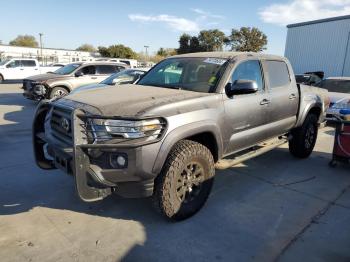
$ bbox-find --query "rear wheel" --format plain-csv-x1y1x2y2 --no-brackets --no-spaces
49,86,68,99
152,140,215,221
289,114,318,158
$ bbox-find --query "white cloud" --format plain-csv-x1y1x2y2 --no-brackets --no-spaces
128,14,199,32
190,8,225,19
259,0,350,26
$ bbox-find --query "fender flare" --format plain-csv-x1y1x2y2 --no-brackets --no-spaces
152,121,223,174
296,100,323,128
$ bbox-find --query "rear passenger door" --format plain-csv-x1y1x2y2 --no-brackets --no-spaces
95,65,120,82
21,60,39,78
262,60,299,138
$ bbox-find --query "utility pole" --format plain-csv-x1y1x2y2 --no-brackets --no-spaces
144,45,149,61
39,33,43,65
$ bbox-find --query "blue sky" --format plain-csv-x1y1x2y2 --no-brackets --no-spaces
1,0,349,55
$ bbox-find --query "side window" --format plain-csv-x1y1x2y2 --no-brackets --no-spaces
7,60,22,68
80,66,96,75
96,65,117,75
265,60,291,88
22,60,36,67
231,60,264,91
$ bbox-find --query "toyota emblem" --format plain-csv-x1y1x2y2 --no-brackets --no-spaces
61,118,70,132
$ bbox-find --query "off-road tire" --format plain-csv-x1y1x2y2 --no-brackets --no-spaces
152,140,215,221
289,114,318,158
49,86,69,99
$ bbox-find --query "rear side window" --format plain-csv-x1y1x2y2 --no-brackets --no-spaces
265,61,290,88
231,60,264,91
96,65,117,74
22,60,36,67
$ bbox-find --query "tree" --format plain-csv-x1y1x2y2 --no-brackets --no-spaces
76,44,96,52
198,29,226,52
157,48,177,57
98,45,137,59
177,34,191,54
189,36,202,53
9,35,38,47
225,27,267,52
98,46,110,57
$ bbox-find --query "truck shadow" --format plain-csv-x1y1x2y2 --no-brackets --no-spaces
1,145,349,261
0,91,38,139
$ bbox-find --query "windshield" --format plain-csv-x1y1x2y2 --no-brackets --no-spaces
54,63,81,75
316,79,350,93
101,69,145,85
0,59,10,66
137,57,227,93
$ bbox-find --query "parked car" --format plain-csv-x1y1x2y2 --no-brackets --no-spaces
295,71,324,86
95,58,138,68
33,52,328,221
22,62,128,100
0,58,61,82
315,77,350,118
71,68,148,94
48,63,67,68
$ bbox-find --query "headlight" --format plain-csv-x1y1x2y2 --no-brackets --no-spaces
33,84,46,95
332,102,350,109
88,118,165,142
105,119,163,138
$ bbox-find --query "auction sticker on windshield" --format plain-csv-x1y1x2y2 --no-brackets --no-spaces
203,58,226,65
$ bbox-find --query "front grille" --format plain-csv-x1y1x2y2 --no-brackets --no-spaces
23,80,33,91
50,106,73,145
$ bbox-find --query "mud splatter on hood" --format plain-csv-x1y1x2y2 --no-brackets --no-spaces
61,84,210,116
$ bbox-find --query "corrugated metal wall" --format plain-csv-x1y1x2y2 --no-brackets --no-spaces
285,19,350,78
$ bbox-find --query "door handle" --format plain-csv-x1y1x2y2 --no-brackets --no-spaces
260,99,270,105
20,68,24,70
289,93,297,100
91,76,97,79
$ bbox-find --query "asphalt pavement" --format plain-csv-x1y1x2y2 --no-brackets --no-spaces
0,84,349,262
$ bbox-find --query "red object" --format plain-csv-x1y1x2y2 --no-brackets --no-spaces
331,121,350,164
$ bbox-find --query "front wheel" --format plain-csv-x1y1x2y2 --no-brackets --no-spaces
152,140,215,221
289,114,318,158
0,74,4,83
49,86,68,99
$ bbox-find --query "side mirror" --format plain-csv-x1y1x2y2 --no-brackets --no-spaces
225,79,258,97
75,71,84,77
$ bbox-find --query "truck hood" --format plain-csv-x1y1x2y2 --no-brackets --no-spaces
25,73,70,82
62,84,211,116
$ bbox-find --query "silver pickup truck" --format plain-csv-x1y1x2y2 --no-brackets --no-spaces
33,52,328,221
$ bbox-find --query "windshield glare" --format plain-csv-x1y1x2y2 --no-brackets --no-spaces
101,69,145,85
0,59,10,66
137,57,227,93
317,79,350,93
54,63,81,75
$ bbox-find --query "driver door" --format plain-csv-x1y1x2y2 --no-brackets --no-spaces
223,59,270,155
70,65,99,87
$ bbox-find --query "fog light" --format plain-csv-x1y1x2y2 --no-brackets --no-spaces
110,153,128,169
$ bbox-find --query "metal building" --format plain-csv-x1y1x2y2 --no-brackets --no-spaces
285,15,350,78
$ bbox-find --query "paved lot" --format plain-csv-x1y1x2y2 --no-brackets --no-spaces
0,83,349,262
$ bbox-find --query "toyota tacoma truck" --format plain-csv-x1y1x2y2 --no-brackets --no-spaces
33,52,328,221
